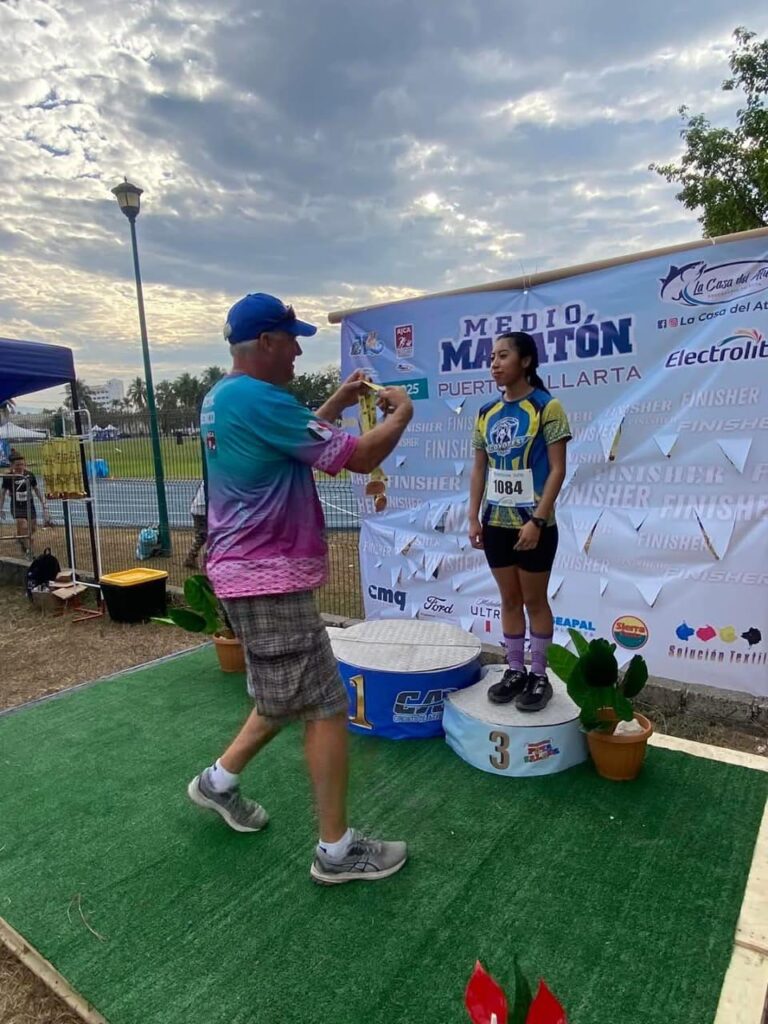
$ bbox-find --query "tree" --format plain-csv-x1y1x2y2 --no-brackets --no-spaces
651,28,768,236
64,379,98,418
287,366,341,410
172,372,203,410
127,376,147,411
155,380,178,412
200,366,226,394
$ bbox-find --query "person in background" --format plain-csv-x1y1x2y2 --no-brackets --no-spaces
187,292,414,886
184,481,207,569
1,453,51,560
468,331,571,713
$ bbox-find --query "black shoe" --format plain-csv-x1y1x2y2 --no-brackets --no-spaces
515,673,554,713
488,669,529,705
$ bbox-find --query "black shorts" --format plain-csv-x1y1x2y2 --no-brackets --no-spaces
482,523,558,572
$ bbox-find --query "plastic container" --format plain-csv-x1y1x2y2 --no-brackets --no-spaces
100,568,168,623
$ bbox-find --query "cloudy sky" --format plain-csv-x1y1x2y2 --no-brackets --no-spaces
2,0,766,408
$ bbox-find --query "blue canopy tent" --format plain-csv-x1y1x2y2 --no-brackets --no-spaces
0,336,99,580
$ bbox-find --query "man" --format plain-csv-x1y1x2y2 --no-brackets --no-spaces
183,481,207,569
1,453,50,559
188,292,414,885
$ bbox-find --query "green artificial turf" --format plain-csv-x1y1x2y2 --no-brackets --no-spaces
0,647,765,1024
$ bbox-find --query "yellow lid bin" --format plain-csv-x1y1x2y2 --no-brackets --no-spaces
100,568,169,622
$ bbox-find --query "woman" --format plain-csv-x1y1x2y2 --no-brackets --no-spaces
468,332,571,712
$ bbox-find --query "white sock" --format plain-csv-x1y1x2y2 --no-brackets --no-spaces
207,760,239,793
318,828,354,860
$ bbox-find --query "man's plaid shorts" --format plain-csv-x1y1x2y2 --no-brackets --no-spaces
221,591,349,723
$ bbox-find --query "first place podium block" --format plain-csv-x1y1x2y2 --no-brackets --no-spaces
330,620,482,739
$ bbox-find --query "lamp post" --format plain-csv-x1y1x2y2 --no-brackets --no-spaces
111,179,171,555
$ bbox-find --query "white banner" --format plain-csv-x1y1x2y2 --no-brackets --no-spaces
340,235,768,697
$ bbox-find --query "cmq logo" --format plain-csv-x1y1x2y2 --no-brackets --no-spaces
660,260,768,307
612,615,648,650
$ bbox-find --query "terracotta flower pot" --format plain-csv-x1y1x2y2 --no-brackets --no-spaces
586,712,653,781
213,633,245,673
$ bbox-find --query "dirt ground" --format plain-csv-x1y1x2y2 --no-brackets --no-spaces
0,583,764,1022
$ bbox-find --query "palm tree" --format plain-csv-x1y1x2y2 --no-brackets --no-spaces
155,380,178,412
64,379,97,417
127,377,147,411
200,366,226,393
172,372,202,410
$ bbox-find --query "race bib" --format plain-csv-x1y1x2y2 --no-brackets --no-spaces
487,468,534,507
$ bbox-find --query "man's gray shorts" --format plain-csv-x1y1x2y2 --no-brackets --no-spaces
221,591,348,723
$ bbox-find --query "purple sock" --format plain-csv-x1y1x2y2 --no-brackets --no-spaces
530,631,553,676
503,633,525,672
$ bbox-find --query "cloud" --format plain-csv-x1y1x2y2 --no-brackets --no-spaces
1,0,766,407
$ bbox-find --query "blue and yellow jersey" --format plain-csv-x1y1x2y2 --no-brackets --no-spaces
472,389,571,528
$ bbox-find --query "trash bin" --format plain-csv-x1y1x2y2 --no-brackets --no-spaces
100,568,168,623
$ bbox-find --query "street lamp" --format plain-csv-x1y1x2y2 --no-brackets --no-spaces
111,179,172,556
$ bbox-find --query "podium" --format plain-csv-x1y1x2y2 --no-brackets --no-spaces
443,665,588,777
330,620,481,739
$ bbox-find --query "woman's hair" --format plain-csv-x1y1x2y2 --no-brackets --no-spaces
495,331,549,392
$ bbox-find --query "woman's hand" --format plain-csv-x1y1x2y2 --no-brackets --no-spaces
514,520,542,551
468,516,484,549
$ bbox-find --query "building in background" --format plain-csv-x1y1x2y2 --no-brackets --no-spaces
90,378,125,408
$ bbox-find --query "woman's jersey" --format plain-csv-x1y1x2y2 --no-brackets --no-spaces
472,389,571,528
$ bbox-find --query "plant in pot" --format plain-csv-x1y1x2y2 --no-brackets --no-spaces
153,574,245,673
548,628,652,781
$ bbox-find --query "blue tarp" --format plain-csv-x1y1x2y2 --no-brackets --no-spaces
0,336,76,403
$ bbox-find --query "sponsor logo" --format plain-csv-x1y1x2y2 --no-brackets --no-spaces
307,420,333,442
419,595,456,619
381,377,429,400
367,584,406,611
471,599,501,634
666,328,768,369
660,260,768,307
675,622,761,646
396,361,416,373
612,615,648,650
350,331,383,357
393,688,455,723
524,739,560,764
667,622,765,667
205,430,217,452
555,616,596,633
395,324,414,358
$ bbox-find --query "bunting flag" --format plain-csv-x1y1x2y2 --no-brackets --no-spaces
716,437,752,474
635,578,664,608
653,431,678,458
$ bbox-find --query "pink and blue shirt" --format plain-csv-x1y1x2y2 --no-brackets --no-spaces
202,373,357,598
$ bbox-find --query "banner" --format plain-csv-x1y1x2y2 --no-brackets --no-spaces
340,234,768,697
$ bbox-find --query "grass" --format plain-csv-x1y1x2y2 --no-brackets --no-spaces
85,436,202,480
0,645,766,1024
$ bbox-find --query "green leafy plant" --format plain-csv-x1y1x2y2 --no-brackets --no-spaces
153,574,232,636
547,628,648,732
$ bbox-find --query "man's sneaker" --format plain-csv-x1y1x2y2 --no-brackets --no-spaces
488,668,528,705
187,770,269,833
515,673,554,713
310,830,408,885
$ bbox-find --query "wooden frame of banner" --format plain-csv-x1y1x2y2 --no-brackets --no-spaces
327,225,768,322
0,734,764,1023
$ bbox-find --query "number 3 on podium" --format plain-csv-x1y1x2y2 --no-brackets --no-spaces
348,674,374,730
489,730,510,770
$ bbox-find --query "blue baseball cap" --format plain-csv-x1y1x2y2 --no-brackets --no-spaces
223,293,317,344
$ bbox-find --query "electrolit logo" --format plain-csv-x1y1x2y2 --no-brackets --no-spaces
666,328,768,369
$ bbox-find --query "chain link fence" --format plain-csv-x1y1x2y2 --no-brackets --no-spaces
0,409,363,618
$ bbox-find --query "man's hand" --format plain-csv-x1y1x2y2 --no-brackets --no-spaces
333,370,370,410
376,386,413,418
468,516,484,549
514,521,542,551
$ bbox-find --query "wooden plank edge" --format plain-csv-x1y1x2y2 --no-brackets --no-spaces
0,915,108,1024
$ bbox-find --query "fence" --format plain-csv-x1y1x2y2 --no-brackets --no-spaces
0,410,363,618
